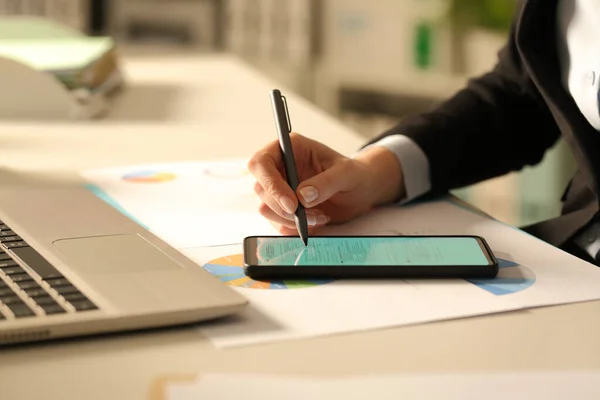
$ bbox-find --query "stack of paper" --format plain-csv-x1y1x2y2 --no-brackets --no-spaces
164,371,600,400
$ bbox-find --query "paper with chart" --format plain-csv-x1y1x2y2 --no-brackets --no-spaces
83,159,600,348
81,159,279,248
166,371,600,400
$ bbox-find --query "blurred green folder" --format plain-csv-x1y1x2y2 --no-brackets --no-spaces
0,17,120,91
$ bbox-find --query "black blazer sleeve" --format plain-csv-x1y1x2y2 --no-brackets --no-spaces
365,5,562,195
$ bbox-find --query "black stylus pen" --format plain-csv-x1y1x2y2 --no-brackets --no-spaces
270,89,309,246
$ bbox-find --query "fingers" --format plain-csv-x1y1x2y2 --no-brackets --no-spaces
248,133,347,228
247,142,298,216
297,159,358,208
258,202,295,229
258,202,329,229
254,181,290,221
268,219,325,237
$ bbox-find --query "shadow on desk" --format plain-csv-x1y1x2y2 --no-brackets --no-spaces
0,309,284,367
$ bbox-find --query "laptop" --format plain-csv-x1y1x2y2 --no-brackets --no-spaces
0,184,248,345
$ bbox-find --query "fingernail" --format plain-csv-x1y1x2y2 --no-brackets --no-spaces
300,186,318,203
279,196,296,214
316,215,329,225
307,215,317,226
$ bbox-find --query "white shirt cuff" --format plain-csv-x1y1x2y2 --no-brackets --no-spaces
359,135,431,203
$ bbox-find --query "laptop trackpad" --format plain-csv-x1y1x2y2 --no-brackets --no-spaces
53,234,182,274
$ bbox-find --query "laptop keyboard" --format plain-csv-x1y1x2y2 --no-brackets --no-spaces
0,221,97,321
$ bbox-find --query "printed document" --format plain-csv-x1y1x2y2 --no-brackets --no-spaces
83,159,600,348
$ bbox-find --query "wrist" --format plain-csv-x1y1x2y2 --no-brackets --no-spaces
354,146,405,206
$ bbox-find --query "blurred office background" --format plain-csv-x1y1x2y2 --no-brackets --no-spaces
0,0,577,228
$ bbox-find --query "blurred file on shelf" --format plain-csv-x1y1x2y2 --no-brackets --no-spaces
0,16,124,119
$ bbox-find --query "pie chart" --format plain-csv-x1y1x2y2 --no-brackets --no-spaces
203,254,333,290
122,171,176,183
466,257,535,295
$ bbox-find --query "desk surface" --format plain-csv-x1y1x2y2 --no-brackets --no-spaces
1,55,600,400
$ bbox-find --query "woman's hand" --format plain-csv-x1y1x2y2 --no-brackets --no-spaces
247,133,405,235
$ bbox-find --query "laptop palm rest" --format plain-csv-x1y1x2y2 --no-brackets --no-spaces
52,234,191,312
53,234,183,274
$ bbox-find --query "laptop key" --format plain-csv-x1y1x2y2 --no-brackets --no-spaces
23,288,49,298
11,246,62,280
62,292,87,302
5,241,29,249
0,287,15,295
0,231,15,237
0,225,9,231
69,300,97,312
1,295,23,305
1,265,23,274
56,286,80,296
0,236,21,243
25,287,48,297
0,260,18,269
8,302,35,318
0,253,12,261
33,296,58,306
45,277,71,288
15,280,41,290
9,273,34,283
41,303,66,315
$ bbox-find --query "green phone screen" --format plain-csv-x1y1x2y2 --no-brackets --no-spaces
254,236,490,266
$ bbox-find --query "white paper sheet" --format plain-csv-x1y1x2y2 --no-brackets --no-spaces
180,201,600,348
182,243,522,348
166,371,600,400
82,159,600,348
82,159,279,248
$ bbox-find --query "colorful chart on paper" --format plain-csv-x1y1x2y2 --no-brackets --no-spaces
467,258,535,295
203,254,333,290
122,171,176,183
202,254,534,293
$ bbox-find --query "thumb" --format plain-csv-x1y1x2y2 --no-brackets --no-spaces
297,160,358,207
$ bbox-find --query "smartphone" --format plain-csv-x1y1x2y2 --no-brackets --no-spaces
243,235,498,280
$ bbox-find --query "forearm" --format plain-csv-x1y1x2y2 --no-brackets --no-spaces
387,71,561,194
365,7,561,194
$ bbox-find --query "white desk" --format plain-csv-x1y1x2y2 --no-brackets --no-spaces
1,55,600,400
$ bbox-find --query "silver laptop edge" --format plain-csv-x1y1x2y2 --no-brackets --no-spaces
0,184,247,345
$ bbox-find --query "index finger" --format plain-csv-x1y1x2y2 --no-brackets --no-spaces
247,141,298,213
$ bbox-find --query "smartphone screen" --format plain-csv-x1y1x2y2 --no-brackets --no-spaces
245,236,494,267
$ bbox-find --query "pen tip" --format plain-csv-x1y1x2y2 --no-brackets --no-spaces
302,236,308,246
